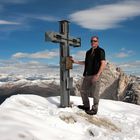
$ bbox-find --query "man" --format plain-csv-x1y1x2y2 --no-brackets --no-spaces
72,36,106,115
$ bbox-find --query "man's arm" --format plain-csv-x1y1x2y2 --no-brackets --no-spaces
92,60,106,82
95,48,106,78
97,60,106,76
73,60,85,65
70,56,85,65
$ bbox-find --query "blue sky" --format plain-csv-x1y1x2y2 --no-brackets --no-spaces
0,0,140,75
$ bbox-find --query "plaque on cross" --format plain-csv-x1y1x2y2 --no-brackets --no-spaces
45,20,81,107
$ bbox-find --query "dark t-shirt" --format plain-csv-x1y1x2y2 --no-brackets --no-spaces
83,47,105,76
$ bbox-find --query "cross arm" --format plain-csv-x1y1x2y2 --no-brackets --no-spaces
45,31,65,43
45,31,81,47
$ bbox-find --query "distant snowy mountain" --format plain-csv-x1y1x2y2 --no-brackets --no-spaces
0,62,139,105
0,66,82,104
0,94,140,140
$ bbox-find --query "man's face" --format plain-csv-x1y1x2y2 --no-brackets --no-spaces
91,37,99,48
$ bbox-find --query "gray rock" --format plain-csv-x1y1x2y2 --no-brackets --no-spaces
74,62,140,105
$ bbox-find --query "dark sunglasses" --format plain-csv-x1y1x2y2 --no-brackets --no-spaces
91,40,98,43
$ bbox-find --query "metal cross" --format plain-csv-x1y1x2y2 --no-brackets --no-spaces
45,20,81,107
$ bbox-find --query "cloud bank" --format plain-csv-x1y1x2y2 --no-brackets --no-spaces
69,0,140,30
0,20,20,25
115,49,134,58
12,49,59,59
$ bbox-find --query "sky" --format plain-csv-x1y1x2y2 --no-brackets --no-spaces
0,0,140,75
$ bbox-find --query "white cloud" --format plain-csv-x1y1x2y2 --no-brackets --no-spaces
34,15,59,22
72,50,86,60
115,52,129,58
0,59,18,66
13,61,49,69
119,60,140,68
0,13,58,33
69,0,140,30
0,59,49,71
12,49,59,59
12,52,28,58
19,13,59,22
118,60,140,75
0,20,20,25
0,0,29,4
115,48,134,58
120,48,126,51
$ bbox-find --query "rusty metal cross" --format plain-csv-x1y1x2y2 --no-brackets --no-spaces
45,20,81,107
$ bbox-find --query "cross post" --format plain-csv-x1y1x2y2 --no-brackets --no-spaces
45,20,81,107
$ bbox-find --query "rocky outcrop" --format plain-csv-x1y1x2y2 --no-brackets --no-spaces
123,76,140,104
74,62,140,105
99,63,120,100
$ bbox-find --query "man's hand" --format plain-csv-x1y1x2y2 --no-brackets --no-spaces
70,57,85,65
92,74,100,83
70,56,75,63
69,56,74,63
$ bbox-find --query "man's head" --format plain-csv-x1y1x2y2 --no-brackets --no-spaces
90,36,99,49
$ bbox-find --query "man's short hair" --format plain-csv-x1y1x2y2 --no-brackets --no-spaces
91,36,99,40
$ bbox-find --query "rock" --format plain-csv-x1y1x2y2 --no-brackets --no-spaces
123,76,140,104
74,62,140,105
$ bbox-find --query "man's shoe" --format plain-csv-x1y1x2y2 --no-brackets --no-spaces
77,105,90,111
85,109,97,115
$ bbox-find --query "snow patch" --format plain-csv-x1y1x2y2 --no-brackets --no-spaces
0,95,140,140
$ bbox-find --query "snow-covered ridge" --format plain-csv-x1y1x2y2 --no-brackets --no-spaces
0,69,82,104
0,94,140,140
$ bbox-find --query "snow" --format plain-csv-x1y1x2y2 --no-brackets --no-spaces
0,94,140,140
